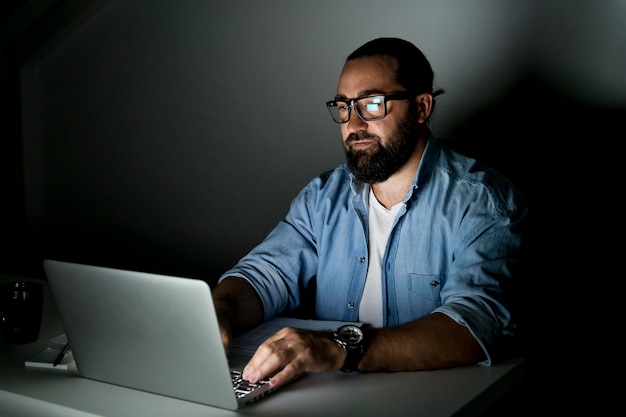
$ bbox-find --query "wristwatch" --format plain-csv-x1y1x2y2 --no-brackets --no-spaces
333,324,369,372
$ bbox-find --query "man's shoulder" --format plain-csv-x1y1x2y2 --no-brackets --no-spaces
435,138,530,202
428,141,527,214
310,164,351,189
435,141,515,188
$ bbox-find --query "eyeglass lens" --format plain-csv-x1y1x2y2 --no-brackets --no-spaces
329,96,386,123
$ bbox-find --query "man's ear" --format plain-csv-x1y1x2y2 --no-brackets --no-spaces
416,93,433,123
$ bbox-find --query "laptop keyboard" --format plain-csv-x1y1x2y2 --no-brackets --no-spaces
230,370,270,398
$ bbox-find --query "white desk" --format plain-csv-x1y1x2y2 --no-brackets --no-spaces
0,275,526,417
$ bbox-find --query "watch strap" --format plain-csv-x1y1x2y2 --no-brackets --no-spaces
340,343,363,372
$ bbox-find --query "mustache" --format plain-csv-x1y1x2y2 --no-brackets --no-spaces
347,131,379,144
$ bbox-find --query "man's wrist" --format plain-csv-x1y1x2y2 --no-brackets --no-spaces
332,324,370,372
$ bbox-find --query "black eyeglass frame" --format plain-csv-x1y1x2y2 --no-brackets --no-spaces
325,91,414,124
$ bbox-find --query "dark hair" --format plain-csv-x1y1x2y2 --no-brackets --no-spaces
347,37,444,98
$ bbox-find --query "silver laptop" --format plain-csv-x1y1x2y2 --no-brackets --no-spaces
43,259,301,410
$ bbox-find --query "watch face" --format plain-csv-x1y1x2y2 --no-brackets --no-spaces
338,325,363,344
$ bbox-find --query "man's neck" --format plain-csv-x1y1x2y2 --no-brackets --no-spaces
370,139,426,209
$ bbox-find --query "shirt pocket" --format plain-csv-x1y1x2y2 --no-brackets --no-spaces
406,273,442,317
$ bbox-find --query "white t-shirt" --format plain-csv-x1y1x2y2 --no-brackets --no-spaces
358,189,402,327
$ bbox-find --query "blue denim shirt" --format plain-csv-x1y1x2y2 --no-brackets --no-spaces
219,136,529,364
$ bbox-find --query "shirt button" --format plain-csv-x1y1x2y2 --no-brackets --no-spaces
431,280,440,287
359,257,365,263
348,302,355,309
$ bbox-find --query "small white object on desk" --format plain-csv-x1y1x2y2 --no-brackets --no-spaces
25,341,74,371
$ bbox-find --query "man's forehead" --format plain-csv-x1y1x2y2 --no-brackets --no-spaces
337,56,400,97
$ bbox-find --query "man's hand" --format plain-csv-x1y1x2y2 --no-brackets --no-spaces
242,327,346,387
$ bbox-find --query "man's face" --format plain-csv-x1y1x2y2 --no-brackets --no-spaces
335,56,423,183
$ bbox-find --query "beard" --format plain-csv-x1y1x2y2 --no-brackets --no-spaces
345,110,422,184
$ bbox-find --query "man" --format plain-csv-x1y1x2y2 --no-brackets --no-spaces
212,37,529,387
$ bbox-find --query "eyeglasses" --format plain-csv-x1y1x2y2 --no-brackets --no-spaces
326,92,413,124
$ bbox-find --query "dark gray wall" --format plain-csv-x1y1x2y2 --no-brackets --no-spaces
2,0,625,280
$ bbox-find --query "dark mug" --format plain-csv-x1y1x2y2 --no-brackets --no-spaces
0,281,44,344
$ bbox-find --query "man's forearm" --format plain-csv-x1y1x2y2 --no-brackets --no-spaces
359,312,486,372
212,277,264,335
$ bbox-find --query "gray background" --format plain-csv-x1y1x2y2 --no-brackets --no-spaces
1,0,624,281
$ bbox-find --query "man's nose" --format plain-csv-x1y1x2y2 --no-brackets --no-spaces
346,106,367,132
